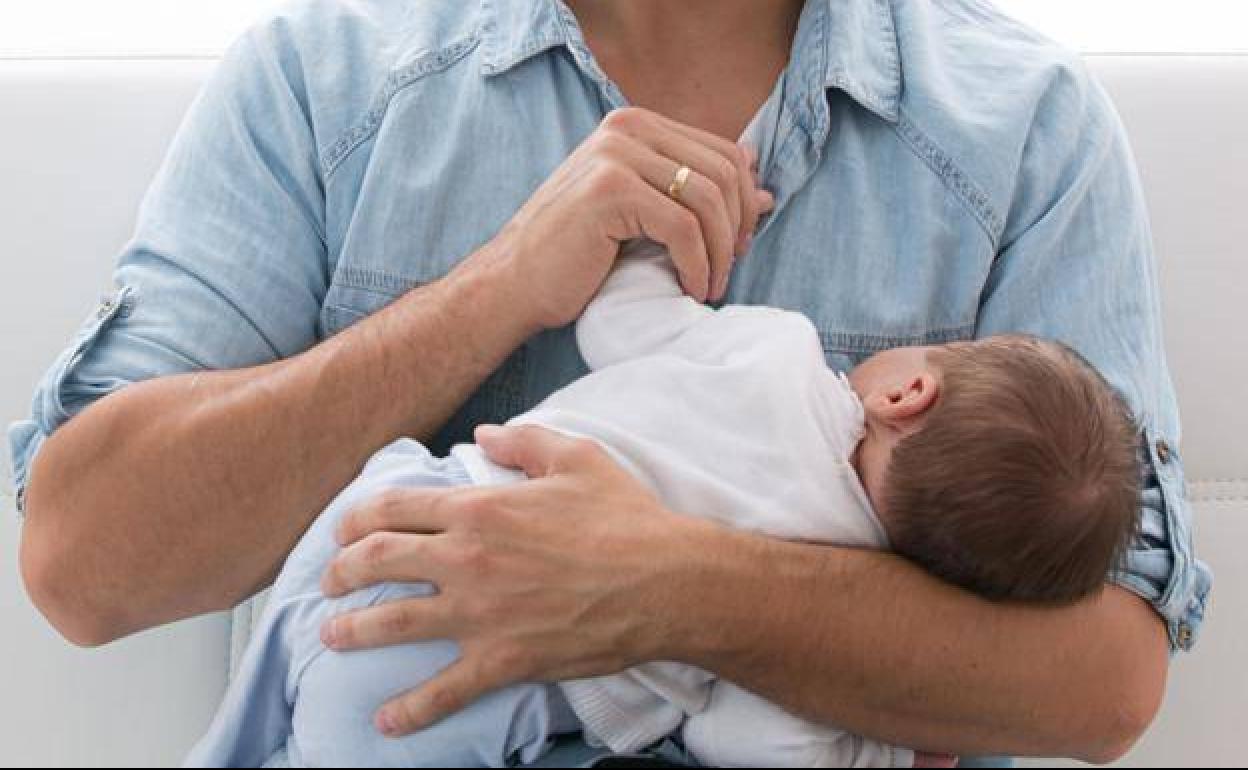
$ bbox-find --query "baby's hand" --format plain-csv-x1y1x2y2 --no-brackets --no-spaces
912,751,959,768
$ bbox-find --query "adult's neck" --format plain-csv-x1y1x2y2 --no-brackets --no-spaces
567,0,805,139
568,1,803,59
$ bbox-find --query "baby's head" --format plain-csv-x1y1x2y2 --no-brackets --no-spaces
849,335,1140,603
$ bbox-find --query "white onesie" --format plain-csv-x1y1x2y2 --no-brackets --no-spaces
453,241,912,768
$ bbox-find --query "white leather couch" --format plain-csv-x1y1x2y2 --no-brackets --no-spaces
1,55,1243,767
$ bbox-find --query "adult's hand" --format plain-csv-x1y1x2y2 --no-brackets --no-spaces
494,107,773,328
320,424,713,737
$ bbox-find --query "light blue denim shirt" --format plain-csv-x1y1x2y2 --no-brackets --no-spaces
9,0,1210,653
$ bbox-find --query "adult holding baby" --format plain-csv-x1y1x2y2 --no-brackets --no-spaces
13,0,1209,766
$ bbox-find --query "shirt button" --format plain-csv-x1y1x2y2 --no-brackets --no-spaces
1155,439,1172,464
1177,623,1193,648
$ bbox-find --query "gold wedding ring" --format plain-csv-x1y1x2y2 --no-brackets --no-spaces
667,165,692,203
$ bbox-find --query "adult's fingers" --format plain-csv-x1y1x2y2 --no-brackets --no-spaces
321,594,456,651
596,171,712,300
375,656,505,737
600,131,733,300
741,144,778,251
651,112,762,252
613,113,744,245
321,530,443,598
474,423,610,479
602,110,747,298
334,487,465,547
637,156,734,300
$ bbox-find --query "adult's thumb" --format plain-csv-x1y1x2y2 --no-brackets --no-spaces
475,423,578,478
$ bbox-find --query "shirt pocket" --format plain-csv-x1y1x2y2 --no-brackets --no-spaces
319,265,426,338
816,325,978,371
318,262,533,452
736,243,981,371
736,197,989,371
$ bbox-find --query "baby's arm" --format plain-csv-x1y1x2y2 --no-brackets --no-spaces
575,240,715,370
682,679,914,768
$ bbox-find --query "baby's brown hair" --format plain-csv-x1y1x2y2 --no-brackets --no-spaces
884,335,1140,603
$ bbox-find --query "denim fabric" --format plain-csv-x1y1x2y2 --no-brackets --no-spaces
8,0,1208,656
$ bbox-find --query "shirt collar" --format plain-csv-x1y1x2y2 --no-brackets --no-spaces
807,0,902,122
478,0,572,77
479,0,902,123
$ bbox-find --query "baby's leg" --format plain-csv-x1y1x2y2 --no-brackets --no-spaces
281,440,578,767
189,439,577,768
289,577,578,767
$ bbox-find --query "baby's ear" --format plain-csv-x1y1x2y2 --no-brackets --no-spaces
878,372,940,423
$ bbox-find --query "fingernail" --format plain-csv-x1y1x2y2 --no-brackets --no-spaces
742,234,754,254
321,621,338,649
475,424,501,442
376,710,399,737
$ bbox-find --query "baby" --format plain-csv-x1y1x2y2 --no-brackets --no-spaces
187,242,1141,768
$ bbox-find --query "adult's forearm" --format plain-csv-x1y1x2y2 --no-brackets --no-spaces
666,526,1169,762
20,243,538,646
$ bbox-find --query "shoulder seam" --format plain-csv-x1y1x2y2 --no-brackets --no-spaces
320,35,481,178
892,108,1004,247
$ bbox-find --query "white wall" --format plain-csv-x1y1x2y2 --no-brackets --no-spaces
0,0,1245,58
0,59,232,768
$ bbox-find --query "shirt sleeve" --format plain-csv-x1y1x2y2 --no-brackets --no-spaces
7,21,329,516
574,240,714,370
974,62,1211,652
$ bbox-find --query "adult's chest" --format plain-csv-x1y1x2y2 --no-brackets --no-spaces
318,71,602,334
317,76,607,449
316,85,998,448
732,112,997,371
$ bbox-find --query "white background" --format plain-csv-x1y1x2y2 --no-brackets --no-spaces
0,0,1246,58
0,2,1244,769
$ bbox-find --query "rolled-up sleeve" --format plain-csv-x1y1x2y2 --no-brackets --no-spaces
974,61,1212,652
8,20,328,516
